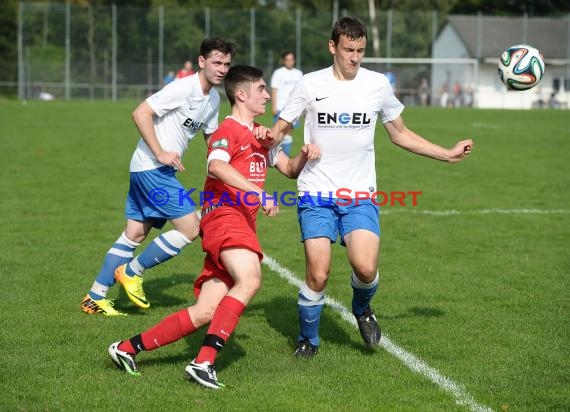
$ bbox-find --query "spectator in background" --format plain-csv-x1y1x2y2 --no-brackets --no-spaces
385,70,397,93
533,87,546,109
163,70,175,86
463,84,474,107
176,60,195,79
271,51,303,155
439,82,449,108
418,77,429,106
548,92,560,109
453,81,463,107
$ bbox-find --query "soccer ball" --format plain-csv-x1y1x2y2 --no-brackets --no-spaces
498,44,545,90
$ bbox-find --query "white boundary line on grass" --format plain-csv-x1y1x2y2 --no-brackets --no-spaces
381,208,570,216
262,255,493,412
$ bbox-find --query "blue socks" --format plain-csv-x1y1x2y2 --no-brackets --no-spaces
297,272,379,347
88,232,140,300
297,282,325,346
351,272,379,316
125,230,191,277
88,230,191,300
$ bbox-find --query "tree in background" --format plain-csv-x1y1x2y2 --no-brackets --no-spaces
3,0,568,98
0,0,18,95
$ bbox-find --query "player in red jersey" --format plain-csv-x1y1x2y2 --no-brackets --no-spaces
108,65,320,389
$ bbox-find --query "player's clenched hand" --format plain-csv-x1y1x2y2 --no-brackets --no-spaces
300,144,321,161
255,126,279,148
157,151,185,171
262,204,279,217
447,139,473,163
253,125,271,141
260,193,279,217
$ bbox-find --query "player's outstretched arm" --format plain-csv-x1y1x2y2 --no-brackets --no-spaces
132,101,185,171
274,144,321,178
208,160,279,217
384,116,473,163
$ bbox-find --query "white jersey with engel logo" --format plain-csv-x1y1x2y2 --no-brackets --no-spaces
130,73,220,172
279,66,404,198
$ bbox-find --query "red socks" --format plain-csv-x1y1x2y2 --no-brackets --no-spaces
195,295,245,364
117,296,246,365
118,308,197,354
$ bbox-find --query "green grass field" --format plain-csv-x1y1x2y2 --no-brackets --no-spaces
1,99,569,411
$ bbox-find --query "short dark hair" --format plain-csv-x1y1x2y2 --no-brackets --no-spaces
281,51,296,60
224,65,264,106
199,37,236,59
331,16,367,45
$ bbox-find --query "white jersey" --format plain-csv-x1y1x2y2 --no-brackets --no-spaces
130,74,220,172
279,66,404,197
270,66,303,111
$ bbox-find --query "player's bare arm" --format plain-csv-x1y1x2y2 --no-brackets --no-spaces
274,144,321,178
208,159,279,217
132,101,185,171
384,116,473,163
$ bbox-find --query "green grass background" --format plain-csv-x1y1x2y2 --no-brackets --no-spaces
0,99,569,411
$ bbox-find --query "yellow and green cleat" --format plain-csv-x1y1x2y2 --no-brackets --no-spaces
81,294,126,316
114,264,150,309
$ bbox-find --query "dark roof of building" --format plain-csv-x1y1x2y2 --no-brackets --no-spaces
447,15,569,60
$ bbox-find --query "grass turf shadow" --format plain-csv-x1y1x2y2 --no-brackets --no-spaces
112,272,197,313
250,296,375,355
380,306,445,320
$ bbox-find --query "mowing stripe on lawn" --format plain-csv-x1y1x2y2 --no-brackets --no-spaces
381,208,570,216
262,254,493,412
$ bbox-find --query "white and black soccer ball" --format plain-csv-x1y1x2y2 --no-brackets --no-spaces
498,44,545,91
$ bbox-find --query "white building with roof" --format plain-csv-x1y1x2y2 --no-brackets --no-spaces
432,15,570,109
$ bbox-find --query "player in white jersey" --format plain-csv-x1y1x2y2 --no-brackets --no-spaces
272,17,473,357
81,38,236,316
270,51,303,156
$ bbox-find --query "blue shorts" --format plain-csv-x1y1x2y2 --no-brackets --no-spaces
297,196,380,246
125,166,196,229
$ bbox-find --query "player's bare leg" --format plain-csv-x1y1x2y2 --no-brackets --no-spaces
344,229,382,347
171,212,201,241
295,237,331,357
124,219,154,244
304,237,332,292
344,229,379,283
82,219,152,316
115,213,200,309
188,278,231,328
187,248,262,389
221,248,263,305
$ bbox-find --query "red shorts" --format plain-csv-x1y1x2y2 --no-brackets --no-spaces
193,207,263,297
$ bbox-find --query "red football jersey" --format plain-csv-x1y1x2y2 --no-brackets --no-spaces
203,117,279,225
